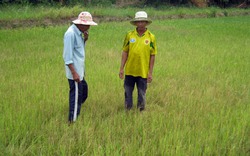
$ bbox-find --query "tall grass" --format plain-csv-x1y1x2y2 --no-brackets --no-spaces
0,16,249,155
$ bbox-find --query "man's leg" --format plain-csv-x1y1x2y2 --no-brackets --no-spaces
68,79,77,122
137,77,147,111
77,78,88,116
124,75,136,110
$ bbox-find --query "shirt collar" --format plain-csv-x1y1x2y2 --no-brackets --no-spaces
135,28,148,37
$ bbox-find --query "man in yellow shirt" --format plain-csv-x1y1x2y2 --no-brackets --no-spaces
119,11,157,111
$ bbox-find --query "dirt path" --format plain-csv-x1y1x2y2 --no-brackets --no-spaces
0,12,249,29
0,16,132,29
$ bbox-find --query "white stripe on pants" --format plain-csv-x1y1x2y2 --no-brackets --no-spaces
73,81,78,121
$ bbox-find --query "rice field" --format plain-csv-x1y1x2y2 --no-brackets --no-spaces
0,14,249,155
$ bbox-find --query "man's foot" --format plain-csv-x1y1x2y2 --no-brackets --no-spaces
125,107,132,111
68,121,74,126
139,107,145,112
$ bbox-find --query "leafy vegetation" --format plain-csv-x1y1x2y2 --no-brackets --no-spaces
0,0,249,8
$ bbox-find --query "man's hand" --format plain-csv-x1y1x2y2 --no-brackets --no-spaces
72,72,80,82
147,73,153,83
84,31,89,42
119,69,124,79
68,64,80,82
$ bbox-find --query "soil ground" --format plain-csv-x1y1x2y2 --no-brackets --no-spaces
0,12,250,29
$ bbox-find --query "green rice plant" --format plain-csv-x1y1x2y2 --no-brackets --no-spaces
0,16,249,155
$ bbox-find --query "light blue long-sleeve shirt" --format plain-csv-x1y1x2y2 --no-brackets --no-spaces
63,24,85,81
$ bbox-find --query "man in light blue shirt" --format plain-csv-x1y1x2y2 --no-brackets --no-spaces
63,12,97,124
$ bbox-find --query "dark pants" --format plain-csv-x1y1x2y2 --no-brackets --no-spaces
124,75,147,111
68,79,88,122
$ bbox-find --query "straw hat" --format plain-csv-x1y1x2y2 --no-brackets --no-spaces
72,12,97,26
130,11,152,26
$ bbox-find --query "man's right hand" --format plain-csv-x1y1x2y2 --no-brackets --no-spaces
68,64,80,82
72,72,80,82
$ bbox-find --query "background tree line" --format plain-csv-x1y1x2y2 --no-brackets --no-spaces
0,0,249,8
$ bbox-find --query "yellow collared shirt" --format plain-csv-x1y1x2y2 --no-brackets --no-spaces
123,29,157,78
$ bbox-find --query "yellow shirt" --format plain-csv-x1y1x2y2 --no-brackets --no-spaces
123,29,157,78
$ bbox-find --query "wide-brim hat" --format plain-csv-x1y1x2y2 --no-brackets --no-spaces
130,11,152,26
72,12,97,26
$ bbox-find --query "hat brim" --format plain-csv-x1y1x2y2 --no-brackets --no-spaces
130,19,152,26
72,19,98,26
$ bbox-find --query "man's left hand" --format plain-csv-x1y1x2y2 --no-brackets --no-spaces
147,74,152,83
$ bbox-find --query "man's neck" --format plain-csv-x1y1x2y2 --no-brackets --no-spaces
137,27,147,36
